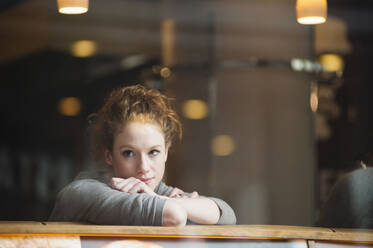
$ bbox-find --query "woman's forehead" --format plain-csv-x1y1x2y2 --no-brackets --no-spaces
114,121,165,147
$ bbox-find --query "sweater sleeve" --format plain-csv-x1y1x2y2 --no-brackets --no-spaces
155,182,237,225
207,197,237,224
49,179,166,226
154,181,174,196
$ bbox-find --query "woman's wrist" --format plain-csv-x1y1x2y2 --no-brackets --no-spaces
162,199,187,226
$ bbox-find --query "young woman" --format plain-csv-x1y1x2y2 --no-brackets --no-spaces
49,85,236,226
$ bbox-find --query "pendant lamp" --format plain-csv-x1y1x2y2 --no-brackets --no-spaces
296,0,327,25
57,0,89,14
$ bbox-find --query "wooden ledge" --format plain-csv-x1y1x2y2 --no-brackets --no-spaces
0,222,372,243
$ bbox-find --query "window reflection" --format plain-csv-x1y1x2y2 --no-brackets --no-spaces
0,0,372,229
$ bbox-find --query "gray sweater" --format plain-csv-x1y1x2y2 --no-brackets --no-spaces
317,168,373,229
49,172,236,225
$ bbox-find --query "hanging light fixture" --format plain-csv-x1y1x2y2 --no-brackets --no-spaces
57,0,89,15
296,0,327,25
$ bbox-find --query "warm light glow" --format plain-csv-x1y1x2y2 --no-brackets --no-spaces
319,54,344,72
160,67,172,78
57,0,88,14
211,135,236,157
161,19,175,67
310,82,318,112
296,0,327,25
58,97,82,116
182,100,208,120
298,16,326,25
102,239,163,248
0,236,81,248
70,40,97,58
59,7,87,14
310,92,318,113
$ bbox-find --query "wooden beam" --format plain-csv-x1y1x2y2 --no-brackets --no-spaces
0,222,372,243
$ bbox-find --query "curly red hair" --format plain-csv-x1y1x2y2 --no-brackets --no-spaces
90,84,182,161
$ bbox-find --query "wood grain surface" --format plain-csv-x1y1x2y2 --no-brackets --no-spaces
0,222,372,243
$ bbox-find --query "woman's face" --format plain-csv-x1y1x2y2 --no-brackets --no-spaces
104,121,168,191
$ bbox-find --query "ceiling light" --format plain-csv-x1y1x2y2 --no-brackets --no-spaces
296,0,327,25
57,0,89,14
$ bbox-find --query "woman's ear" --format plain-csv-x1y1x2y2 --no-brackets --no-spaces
104,148,113,166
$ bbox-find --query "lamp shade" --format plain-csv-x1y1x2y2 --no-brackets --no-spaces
57,0,89,14
296,0,327,25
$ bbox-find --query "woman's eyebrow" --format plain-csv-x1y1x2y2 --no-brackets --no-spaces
118,144,161,149
149,145,162,149
119,144,134,149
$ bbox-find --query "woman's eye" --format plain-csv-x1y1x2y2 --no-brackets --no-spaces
122,150,134,157
149,150,159,156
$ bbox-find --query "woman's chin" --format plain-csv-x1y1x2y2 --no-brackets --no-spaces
149,180,160,191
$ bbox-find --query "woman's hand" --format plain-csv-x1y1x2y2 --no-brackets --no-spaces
110,177,156,196
169,187,199,199
168,187,184,198
186,191,199,198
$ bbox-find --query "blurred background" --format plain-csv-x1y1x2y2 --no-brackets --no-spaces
0,0,372,226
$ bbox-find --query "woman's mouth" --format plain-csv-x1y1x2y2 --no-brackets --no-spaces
139,177,153,185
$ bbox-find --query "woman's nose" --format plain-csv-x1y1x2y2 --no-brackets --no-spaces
137,154,150,173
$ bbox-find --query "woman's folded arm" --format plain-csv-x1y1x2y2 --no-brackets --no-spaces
49,179,166,226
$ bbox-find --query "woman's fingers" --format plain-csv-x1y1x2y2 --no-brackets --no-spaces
190,191,199,198
127,180,156,195
121,178,141,193
169,188,200,198
180,191,199,198
111,177,200,198
128,181,145,193
111,177,156,195
169,187,184,198
111,177,138,192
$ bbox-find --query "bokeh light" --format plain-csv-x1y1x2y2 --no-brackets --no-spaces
58,97,82,116
211,135,236,156
70,40,97,58
182,99,208,120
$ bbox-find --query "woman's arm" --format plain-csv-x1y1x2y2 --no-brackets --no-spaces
49,179,167,226
110,177,188,226
161,200,187,226
163,196,221,224
159,184,236,225
110,178,236,225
